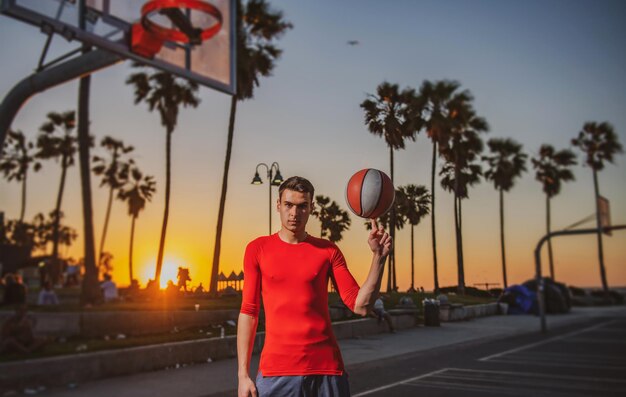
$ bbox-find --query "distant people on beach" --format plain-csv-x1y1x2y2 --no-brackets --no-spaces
165,280,178,299
64,262,80,287
100,273,119,303
0,304,47,355
194,283,205,294
2,273,27,306
128,279,140,294
371,296,395,333
37,281,59,305
177,267,191,292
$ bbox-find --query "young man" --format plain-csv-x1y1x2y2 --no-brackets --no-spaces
237,176,391,397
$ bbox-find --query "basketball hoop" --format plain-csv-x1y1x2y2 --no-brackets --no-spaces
131,0,223,58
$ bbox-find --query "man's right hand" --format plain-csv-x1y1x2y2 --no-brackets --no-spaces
238,375,257,397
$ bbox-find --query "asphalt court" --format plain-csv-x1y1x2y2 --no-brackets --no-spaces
353,319,626,397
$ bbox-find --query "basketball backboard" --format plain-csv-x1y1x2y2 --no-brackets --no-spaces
0,0,235,94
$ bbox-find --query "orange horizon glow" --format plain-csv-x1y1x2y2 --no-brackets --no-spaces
138,257,187,289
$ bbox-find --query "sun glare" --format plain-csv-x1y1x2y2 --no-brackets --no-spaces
141,258,183,289
160,261,179,289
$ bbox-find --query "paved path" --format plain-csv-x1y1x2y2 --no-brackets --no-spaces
350,315,626,396
27,306,625,397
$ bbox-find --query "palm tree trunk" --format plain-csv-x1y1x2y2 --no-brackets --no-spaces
457,195,465,295
453,193,464,295
50,153,68,284
210,96,237,296
388,145,395,292
430,141,439,294
410,224,415,290
546,194,555,280
98,186,114,270
154,127,173,286
77,73,100,305
19,169,27,223
453,163,465,295
129,215,136,283
500,189,508,288
593,169,609,298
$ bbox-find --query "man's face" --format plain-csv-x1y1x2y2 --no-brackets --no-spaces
277,189,313,234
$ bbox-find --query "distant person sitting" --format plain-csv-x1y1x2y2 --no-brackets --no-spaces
122,279,141,302
128,279,140,295
194,282,205,294
165,280,178,298
64,263,80,287
0,304,47,355
37,281,60,305
372,296,395,333
100,274,119,302
2,273,27,306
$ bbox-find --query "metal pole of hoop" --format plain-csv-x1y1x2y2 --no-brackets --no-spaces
534,224,626,334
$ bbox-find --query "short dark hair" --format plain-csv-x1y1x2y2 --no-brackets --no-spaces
278,176,315,201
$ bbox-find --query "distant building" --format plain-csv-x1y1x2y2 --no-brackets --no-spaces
217,270,244,292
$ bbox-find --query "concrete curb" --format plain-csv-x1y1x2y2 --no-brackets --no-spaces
439,302,505,322
0,310,240,338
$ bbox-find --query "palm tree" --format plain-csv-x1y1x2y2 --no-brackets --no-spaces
118,165,156,284
126,67,200,286
0,130,40,223
365,187,408,291
210,0,292,296
415,80,470,294
483,138,527,289
397,184,430,292
572,121,622,297
29,213,50,254
361,82,419,291
3,218,36,248
531,145,577,280
439,94,488,295
26,210,75,256
57,216,78,254
311,195,351,243
440,159,482,294
36,110,78,284
92,136,134,270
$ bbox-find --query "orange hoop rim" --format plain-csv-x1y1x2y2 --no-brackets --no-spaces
140,0,223,44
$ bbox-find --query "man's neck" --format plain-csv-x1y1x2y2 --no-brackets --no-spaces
278,228,308,244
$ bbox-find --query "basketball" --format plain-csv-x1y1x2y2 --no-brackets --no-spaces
345,169,395,219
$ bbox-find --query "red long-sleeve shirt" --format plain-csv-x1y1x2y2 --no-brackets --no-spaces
240,233,360,376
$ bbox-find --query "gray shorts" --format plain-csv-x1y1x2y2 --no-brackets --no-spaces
255,370,351,397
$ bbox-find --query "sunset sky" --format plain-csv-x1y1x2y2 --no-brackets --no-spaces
1,0,625,291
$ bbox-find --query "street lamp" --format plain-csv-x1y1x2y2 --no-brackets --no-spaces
251,162,284,235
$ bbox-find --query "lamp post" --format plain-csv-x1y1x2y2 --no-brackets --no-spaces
251,162,284,235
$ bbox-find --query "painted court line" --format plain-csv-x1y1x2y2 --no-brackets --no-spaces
355,367,626,397
352,368,449,396
426,368,626,384
513,351,626,361
484,357,626,371
402,379,531,396
478,320,615,362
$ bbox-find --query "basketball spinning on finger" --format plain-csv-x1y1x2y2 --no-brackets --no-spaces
345,169,395,219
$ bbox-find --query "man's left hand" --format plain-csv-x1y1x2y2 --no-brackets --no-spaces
368,219,392,257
